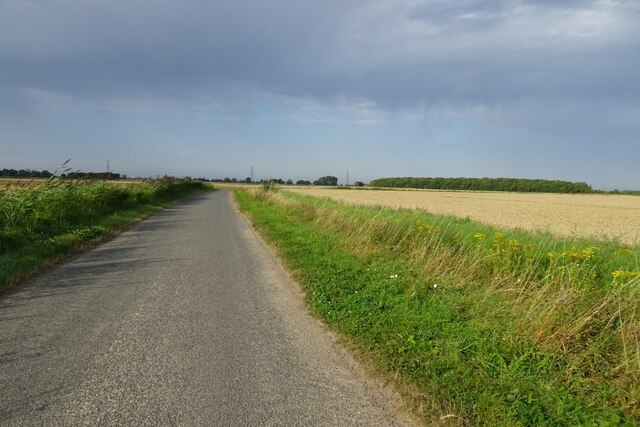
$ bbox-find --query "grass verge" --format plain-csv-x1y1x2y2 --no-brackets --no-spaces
0,177,209,294
235,188,639,426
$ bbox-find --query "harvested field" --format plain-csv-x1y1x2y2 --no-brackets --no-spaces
289,188,640,245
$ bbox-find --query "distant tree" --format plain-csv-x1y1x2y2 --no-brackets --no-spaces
353,181,365,187
65,171,121,180
296,180,311,185
313,175,338,186
245,177,252,183
286,179,293,185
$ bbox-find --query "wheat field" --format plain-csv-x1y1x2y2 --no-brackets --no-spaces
0,178,143,191
289,188,640,245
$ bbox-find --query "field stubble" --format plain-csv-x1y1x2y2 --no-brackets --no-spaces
289,188,640,246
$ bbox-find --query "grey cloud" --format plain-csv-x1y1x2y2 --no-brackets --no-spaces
406,0,509,30
1,0,639,138
0,1,364,101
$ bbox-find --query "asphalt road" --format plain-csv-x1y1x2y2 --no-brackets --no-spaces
0,191,411,426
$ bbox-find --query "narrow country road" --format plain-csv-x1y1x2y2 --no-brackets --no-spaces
0,191,411,426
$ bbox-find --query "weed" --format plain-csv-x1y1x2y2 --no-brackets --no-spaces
261,179,280,193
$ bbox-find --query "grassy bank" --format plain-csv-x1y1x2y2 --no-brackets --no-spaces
235,188,639,425
0,177,208,293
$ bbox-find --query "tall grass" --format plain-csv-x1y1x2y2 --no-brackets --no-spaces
261,179,280,193
236,188,640,425
0,177,206,291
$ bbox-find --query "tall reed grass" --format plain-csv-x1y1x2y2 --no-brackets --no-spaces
0,177,205,290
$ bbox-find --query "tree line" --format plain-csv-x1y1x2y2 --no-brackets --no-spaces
1,168,124,180
212,175,338,186
1,168,53,178
3,168,347,187
368,177,594,193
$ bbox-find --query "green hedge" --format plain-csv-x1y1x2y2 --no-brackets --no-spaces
369,177,593,193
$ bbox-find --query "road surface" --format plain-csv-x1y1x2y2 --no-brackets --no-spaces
0,191,411,426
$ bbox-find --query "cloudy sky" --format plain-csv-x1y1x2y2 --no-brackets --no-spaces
1,0,639,188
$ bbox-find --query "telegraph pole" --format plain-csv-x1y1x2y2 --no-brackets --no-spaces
346,170,350,186
251,166,254,183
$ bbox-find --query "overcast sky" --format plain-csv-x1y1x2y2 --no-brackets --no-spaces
1,0,639,188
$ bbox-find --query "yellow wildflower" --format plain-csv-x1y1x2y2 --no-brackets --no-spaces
581,246,598,260
416,220,439,234
612,270,640,280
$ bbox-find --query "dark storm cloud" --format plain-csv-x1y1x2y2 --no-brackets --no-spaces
1,0,639,135
0,1,360,96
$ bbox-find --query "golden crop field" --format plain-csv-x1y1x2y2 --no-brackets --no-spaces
289,188,640,245
0,178,142,191
0,178,48,190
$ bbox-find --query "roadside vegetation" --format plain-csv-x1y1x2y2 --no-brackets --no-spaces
0,177,207,293
287,187,640,245
369,177,593,193
235,188,639,425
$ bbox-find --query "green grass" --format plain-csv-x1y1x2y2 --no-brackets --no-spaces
0,177,209,293
235,188,639,426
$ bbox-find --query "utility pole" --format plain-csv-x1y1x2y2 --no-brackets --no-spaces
107,159,110,179
251,166,254,183
346,170,349,186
